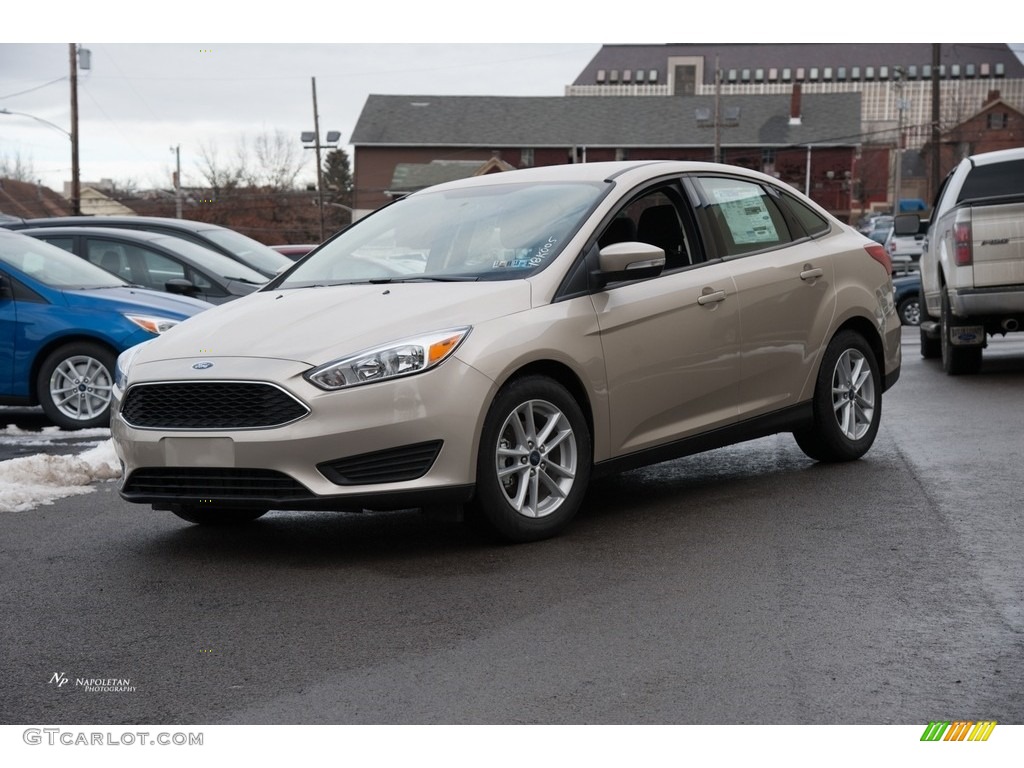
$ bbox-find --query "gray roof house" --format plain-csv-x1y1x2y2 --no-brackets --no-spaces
350,90,863,215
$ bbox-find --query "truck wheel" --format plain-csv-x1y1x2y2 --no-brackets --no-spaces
940,291,982,375
919,288,941,359
793,330,881,463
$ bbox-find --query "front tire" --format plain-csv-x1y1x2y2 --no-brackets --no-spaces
36,342,117,430
471,376,591,542
794,330,881,463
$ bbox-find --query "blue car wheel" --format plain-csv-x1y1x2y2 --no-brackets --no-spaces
36,341,118,430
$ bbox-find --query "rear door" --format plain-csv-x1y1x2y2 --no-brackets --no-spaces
688,174,837,419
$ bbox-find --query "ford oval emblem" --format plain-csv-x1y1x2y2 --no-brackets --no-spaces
192,361,214,370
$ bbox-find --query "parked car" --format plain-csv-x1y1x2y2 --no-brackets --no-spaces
19,226,267,304
914,146,1024,374
1,216,292,278
884,218,928,275
110,161,901,542
272,244,319,260
0,229,211,429
864,215,894,244
892,273,922,326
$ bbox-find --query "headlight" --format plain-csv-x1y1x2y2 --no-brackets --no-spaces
305,327,471,391
124,313,182,335
115,341,150,390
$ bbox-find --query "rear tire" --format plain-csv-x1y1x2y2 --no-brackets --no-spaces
794,330,881,463
919,288,941,359
940,290,982,375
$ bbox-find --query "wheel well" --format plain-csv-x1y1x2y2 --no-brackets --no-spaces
500,361,594,444
28,335,118,406
834,316,884,373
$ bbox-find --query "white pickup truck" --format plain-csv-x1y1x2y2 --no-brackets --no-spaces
902,146,1024,374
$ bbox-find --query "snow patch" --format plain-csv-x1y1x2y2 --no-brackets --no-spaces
0,439,122,512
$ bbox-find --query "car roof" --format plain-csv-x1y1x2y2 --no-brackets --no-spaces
8,216,221,233
19,226,195,244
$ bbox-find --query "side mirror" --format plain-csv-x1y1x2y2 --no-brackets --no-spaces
165,278,200,298
593,242,666,288
893,213,920,237
0,275,11,300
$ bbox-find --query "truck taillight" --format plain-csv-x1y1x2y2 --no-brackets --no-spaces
864,243,892,275
954,221,973,266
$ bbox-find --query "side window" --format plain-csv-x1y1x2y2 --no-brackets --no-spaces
85,239,132,282
779,192,831,237
188,269,227,297
597,187,693,271
693,176,793,257
40,237,76,255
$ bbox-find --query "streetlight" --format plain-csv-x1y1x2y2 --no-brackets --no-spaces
301,76,340,241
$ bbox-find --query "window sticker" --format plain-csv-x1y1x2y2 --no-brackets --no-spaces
711,186,779,244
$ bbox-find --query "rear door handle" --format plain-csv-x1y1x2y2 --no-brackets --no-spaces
697,289,727,305
800,266,824,281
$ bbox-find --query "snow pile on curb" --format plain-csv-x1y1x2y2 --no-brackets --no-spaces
0,439,121,512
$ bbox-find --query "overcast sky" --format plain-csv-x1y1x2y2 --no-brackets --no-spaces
2,4,1018,192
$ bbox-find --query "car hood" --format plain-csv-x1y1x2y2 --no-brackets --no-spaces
62,286,213,318
135,281,534,366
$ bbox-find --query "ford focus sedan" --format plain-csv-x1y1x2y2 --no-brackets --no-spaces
111,161,901,541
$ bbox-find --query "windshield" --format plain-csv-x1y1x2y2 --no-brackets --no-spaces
198,227,294,274
150,236,268,284
276,181,606,288
0,232,124,289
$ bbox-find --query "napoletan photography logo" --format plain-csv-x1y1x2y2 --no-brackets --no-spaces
49,672,136,693
920,720,997,742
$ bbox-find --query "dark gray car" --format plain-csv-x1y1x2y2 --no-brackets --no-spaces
19,226,266,304
3,216,291,278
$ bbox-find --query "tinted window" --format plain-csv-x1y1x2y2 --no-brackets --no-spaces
958,159,1024,202
780,192,831,237
598,187,694,270
694,176,792,256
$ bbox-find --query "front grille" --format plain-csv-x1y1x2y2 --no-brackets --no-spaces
123,467,310,500
317,441,443,486
121,381,309,429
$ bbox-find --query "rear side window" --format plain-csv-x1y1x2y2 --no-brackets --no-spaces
779,192,831,237
958,159,1024,202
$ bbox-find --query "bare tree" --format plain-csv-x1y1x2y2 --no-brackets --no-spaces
0,151,37,182
246,129,307,190
195,139,244,194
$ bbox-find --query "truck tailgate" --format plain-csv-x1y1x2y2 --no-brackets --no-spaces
972,201,1024,287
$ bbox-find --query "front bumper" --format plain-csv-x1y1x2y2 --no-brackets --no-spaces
111,355,494,510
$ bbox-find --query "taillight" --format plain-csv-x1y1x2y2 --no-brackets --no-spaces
954,221,973,266
865,243,892,275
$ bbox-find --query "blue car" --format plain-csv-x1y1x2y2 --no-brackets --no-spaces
0,229,211,429
892,273,921,326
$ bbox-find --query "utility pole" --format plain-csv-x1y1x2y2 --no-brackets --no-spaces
894,67,907,215
69,43,81,216
713,55,722,164
171,145,182,218
312,77,325,242
930,44,941,202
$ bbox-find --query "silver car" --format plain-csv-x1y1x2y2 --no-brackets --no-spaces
111,161,901,542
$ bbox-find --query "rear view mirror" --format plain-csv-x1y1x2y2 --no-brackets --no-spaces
593,241,666,288
893,213,920,236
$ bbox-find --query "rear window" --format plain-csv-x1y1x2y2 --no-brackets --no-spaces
958,159,1024,202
